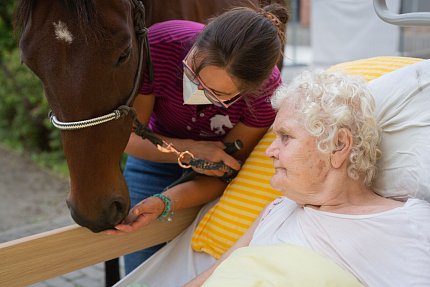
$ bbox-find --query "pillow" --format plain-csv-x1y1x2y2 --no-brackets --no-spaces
191,56,424,259
368,59,430,202
327,56,423,81
203,244,364,287
191,130,282,258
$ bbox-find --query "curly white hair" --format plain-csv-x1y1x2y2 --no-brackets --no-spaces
271,70,381,187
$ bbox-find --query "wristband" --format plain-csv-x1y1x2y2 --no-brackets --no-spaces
152,193,174,222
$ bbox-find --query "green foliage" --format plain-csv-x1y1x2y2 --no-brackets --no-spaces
0,1,68,176
0,1,16,55
0,49,68,175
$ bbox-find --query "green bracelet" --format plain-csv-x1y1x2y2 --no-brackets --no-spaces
152,193,174,222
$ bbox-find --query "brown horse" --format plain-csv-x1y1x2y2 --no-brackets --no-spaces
16,0,147,232
15,0,286,234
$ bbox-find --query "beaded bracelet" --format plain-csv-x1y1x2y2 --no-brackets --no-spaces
152,193,174,222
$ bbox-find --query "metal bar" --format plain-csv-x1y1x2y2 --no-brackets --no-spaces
374,0,430,26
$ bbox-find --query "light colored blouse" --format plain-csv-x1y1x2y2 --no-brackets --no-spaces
251,196,430,286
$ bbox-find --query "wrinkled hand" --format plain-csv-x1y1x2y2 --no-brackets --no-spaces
103,196,164,235
182,268,213,287
186,140,241,177
182,277,204,287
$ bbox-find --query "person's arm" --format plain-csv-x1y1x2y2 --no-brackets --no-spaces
183,212,263,287
105,123,269,234
128,93,268,174
127,93,240,171
105,175,227,232
125,93,180,163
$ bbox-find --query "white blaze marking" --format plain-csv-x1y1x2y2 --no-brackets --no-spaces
53,21,73,44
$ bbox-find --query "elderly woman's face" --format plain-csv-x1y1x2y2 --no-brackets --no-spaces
266,103,331,204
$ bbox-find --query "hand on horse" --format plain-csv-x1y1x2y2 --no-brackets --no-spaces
186,140,241,177
103,196,164,235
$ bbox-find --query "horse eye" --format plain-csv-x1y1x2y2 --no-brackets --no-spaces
116,47,131,66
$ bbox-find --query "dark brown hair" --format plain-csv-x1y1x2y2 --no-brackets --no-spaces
192,3,289,93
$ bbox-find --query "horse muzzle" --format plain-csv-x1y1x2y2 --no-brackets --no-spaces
66,196,130,233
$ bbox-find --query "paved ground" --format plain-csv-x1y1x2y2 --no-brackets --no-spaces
0,146,72,238
28,263,107,287
0,145,114,287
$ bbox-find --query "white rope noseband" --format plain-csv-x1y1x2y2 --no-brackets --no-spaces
49,106,133,131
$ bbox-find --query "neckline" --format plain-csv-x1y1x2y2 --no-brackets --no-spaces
301,198,412,219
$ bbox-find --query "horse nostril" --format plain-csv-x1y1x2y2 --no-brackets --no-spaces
107,199,127,226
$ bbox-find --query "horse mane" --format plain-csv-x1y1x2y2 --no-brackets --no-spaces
14,0,99,37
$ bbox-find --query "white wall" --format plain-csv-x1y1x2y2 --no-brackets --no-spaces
311,0,401,66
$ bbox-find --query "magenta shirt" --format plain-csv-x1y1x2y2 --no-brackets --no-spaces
140,20,281,141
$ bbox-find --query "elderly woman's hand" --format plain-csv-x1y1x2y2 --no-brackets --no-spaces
103,196,165,235
182,272,209,287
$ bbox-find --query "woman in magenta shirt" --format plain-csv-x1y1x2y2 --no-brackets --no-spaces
108,4,289,273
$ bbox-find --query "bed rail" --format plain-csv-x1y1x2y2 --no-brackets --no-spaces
374,0,430,26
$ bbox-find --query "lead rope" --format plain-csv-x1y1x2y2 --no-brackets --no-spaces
132,118,195,168
130,0,153,93
133,112,243,182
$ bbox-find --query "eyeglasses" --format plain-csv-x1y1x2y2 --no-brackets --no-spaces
182,53,242,108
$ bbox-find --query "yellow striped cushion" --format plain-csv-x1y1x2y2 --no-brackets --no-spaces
191,131,281,257
191,56,423,259
327,56,422,81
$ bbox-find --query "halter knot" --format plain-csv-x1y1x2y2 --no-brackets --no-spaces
135,27,148,37
115,105,135,119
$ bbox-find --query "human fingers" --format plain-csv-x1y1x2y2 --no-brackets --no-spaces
191,167,225,177
214,153,241,171
102,228,126,235
131,196,164,218
120,197,162,224
120,209,139,225
102,214,138,235
189,141,225,161
199,146,241,171
102,217,149,234
114,214,156,232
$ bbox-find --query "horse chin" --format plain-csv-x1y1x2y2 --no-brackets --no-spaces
66,197,130,233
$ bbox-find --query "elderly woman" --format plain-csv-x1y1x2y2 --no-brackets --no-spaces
186,70,430,287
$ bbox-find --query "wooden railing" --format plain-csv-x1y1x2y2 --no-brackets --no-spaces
0,207,200,287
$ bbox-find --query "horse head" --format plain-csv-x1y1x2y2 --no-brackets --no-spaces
16,0,148,232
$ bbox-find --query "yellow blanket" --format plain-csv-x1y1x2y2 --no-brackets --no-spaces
203,244,364,287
